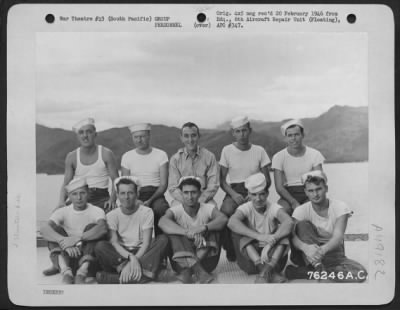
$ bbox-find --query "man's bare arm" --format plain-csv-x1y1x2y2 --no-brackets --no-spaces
158,210,187,235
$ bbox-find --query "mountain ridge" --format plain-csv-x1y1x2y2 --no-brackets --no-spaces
36,105,368,174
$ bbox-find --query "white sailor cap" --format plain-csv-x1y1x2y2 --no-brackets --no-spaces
114,176,141,191
230,116,249,129
244,173,267,194
129,123,151,133
72,118,95,133
301,170,328,185
280,119,304,136
65,178,88,194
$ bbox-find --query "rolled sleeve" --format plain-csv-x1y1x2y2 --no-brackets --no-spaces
142,208,154,230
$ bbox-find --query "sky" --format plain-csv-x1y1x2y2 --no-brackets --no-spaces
36,32,367,131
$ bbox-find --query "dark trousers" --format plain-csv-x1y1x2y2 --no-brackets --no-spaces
66,188,110,211
139,186,170,236
94,234,169,279
88,188,110,211
291,220,368,282
278,185,308,207
220,183,248,257
47,223,100,274
167,234,221,273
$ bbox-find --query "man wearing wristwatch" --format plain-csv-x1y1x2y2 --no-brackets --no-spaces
228,173,293,283
40,178,108,284
94,176,172,284
159,176,228,284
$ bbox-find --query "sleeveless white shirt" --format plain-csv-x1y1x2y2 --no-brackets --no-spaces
74,145,109,189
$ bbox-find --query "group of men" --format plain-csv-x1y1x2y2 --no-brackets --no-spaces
40,116,367,284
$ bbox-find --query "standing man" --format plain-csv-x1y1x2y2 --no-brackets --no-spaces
95,176,173,284
271,119,325,215
288,171,367,282
40,178,108,284
159,177,228,284
121,123,169,236
57,118,119,212
228,173,293,283
219,116,272,261
45,118,118,276
168,122,220,207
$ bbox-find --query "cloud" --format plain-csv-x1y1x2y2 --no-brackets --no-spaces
36,32,367,129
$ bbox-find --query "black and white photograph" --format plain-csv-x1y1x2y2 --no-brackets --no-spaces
7,3,395,306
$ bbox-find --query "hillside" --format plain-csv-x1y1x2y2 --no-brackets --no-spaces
36,105,368,174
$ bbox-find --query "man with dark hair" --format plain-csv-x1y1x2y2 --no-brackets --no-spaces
228,173,293,283
219,116,272,261
40,178,108,284
271,119,325,215
168,122,220,207
95,176,173,284
159,176,228,284
121,123,169,236
287,171,367,282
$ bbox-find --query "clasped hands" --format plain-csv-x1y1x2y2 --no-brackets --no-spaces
58,235,82,258
257,234,277,263
304,244,325,266
119,255,142,284
185,226,207,248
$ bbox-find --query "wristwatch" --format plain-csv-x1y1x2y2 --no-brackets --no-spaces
128,253,134,261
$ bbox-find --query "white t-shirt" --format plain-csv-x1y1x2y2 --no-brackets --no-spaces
292,199,352,240
49,204,105,237
169,203,215,229
121,147,168,187
219,144,271,183
106,206,154,248
271,146,325,186
237,201,282,234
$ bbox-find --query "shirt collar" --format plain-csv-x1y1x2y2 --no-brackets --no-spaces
179,146,201,158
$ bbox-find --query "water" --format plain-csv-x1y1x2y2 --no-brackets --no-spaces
36,162,368,234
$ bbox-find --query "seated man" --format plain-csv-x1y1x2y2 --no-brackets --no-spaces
228,173,294,283
159,176,228,284
288,170,368,282
40,178,108,284
95,176,172,284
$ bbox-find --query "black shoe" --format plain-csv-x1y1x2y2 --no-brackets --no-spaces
226,251,236,262
285,265,312,280
43,266,60,276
